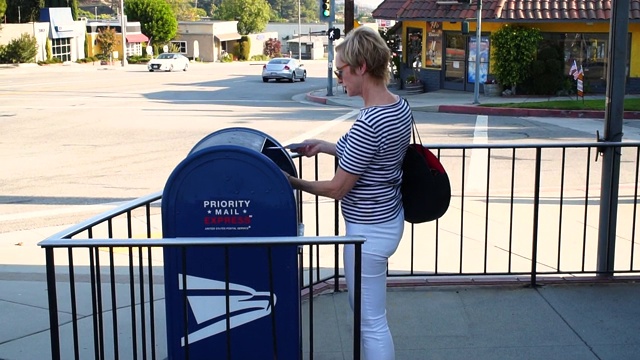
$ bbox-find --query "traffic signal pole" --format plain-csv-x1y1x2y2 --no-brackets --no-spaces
320,0,336,96
327,22,334,96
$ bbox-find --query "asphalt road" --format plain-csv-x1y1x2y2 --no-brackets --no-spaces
1,60,637,234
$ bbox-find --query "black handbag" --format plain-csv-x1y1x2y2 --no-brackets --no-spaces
401,116,451,223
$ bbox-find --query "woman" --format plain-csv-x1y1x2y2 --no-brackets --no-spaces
284,27,413,359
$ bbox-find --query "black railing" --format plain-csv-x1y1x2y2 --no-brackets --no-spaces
39,141,640,359
39,236,365,360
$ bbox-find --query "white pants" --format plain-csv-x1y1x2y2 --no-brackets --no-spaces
343,210,404,360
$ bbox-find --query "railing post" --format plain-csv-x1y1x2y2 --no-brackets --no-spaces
597,0,628,276
353,242,362,360
45,248,61,360
531,148,542,287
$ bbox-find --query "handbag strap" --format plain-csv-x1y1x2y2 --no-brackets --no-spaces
403,97,422,145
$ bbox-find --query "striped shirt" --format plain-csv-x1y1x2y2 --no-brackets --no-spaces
336,97,413,224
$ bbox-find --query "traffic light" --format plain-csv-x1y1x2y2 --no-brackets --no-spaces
319,0,334,22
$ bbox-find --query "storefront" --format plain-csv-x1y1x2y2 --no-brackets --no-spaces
374,1,640,94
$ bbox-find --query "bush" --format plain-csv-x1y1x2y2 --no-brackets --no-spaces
234,36,251,61
0,45,7,64
263,38,281,58
520,44,564,95
37,57,62,65
250,54,269,61
127,55,151,64
220,52,233,62
3,33,38,64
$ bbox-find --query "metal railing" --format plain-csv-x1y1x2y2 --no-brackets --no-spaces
39,140,640,359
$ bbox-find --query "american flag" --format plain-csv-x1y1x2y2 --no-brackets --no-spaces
570,60,579,80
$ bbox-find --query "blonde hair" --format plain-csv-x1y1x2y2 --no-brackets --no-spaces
335,27,391,84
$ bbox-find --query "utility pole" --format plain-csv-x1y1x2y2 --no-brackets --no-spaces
119,0,126,66
344,0,354,34
298,0,301,60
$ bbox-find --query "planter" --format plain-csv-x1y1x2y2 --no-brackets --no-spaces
483,83,503,97
404,82,425,94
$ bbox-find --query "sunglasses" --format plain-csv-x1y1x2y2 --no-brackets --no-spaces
334,64,350,80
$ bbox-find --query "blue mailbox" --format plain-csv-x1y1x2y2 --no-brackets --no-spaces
162,128,300,360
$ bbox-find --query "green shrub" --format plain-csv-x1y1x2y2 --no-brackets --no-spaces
4,33,38,64
127,55,151,64
37,57,62,65
520,44,564,95
0,45,7,64
221,52,233,62
234,36,251,61
250,54,269,61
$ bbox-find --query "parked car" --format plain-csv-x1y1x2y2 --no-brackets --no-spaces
148,53,189,72
262,58,306,82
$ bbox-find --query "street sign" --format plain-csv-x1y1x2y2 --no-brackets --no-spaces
328,28,341,40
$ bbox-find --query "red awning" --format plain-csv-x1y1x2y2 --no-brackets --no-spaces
126,34,149,43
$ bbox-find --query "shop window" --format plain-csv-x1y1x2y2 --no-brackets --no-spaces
426,22,442,68
52,38,71,62
127,42,142,57
406,28,423,68
171,41,187,54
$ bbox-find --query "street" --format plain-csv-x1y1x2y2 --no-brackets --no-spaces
1,60,639,236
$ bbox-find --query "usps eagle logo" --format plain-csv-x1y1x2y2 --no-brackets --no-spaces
178,274,276,346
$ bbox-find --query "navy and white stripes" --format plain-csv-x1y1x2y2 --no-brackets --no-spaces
336,97,413,224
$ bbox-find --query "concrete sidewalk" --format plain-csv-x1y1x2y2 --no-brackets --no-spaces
305,87,640,119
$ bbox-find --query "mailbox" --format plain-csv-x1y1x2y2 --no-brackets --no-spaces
162,128,300,359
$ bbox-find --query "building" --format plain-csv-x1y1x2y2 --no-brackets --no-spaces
372,0,640,94
86,19,149,58
0,8,86,63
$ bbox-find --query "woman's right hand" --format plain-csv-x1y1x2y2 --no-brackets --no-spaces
288,140,328,157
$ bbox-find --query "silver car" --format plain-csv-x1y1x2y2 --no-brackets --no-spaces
262,58,306,82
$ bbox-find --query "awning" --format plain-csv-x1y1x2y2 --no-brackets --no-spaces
40,8,76,39
215,33,242,42
126,34,149,43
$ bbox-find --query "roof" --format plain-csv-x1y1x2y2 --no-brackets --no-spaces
372,0,640,23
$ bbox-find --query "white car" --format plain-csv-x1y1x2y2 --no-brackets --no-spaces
148,53,189,72
262,58,306,82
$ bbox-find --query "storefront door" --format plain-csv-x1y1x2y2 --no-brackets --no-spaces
443,33,466,90
443,33,490,91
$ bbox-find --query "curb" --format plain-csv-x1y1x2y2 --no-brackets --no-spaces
306,92,640,119
439,105,640,119
305,92,327,104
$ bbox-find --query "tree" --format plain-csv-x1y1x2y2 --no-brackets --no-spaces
263,38,281,57
490,25,542,95
125,0,178,49
44,0,79,20
0,0,7,22
214,0,270,35
166,0,201,21
96,26,117,61
5,0,42,23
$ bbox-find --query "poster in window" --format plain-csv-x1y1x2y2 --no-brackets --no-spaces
467,36,489,84
426,22,442,68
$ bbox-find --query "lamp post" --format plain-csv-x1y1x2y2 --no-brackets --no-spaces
298,0,301,60
472,0,482,104
120,0,126,66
